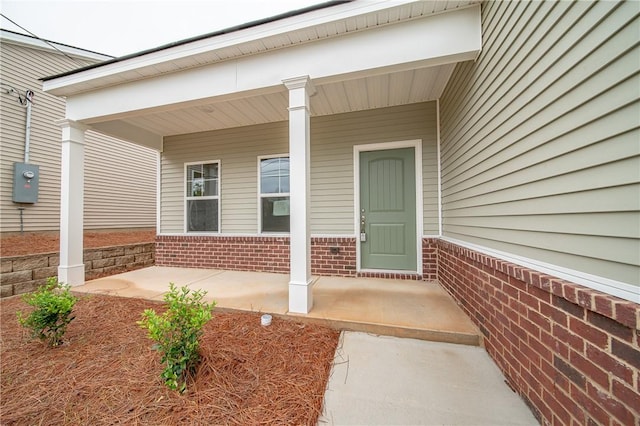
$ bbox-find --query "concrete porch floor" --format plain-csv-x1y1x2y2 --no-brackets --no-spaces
71,267,540,424
73,266,480,346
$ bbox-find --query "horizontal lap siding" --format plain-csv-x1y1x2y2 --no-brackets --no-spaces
439,1,640,286
311,102,438,235
161,103,438,235
83,131,157,229
161,122,289,234
0,43,85,232
0,42,157,232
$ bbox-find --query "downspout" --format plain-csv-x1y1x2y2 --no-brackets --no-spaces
24,90,34,163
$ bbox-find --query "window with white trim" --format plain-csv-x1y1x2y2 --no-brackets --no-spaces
259,156,289,233
185,161,219,232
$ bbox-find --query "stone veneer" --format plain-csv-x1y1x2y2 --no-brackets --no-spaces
0,242,155,298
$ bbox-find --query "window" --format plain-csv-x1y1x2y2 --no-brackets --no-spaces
185,162,219,232
259,156,289,233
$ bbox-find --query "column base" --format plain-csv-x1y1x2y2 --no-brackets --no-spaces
58,264,85,286
288,279,314,313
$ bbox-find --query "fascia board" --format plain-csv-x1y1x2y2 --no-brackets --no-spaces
64,5,481,123
42,0,446,95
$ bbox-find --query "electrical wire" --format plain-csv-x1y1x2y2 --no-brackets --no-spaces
0,81,30,105
1,13,81,64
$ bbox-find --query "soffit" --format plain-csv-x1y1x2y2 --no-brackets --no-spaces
121,64,455,136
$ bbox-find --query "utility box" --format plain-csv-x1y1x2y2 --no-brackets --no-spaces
12,162,39,204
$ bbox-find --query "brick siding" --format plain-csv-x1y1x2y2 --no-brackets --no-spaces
156,235,359,277
311,237,357,276
156,235,440,281
436,239,640,425
0,242,155,298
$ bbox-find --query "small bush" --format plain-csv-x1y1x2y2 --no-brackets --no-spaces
138,283,215,392
17,277,77,347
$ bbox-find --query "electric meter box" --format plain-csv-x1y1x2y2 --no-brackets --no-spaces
12,162,39,204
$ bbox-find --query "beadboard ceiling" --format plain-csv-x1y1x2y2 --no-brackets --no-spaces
120,63,455,136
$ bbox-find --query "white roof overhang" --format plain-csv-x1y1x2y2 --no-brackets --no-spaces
42,0,482,150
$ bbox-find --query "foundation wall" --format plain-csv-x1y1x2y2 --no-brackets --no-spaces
437,239,640,425
156,235,440,280
156,235,360,277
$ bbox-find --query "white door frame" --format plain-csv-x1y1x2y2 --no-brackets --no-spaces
353,139,423,275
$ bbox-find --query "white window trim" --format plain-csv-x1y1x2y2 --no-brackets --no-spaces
257,153,290,235
184,160,221,233
353,140,424,275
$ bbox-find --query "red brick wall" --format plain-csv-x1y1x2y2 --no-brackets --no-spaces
156,236,291,273
437,240,640,425
311,237,356,276
422,238,438,281
156,236,440,280
156,235,359,277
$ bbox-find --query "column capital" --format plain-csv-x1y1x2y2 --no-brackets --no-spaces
56,119,89,145
55,119,90,132
282,75,316,96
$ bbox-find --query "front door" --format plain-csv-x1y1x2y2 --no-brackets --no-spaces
359,147,417,271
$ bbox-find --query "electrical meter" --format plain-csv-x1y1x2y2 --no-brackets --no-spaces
12,162,39,203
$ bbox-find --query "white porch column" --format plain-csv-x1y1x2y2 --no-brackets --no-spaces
283,76,315,313
57,119,88,285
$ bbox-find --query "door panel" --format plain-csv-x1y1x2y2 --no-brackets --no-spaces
360,148,416,271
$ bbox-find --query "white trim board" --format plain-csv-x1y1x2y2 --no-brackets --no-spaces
156,152,161,233
353,139,424,275
436,99,443,237
441,236,640,304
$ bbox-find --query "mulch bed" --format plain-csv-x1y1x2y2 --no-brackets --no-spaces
1,230,156,257
0,294,340,425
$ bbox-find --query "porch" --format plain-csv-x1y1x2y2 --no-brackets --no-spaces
43,1,483,315
71,266,480,346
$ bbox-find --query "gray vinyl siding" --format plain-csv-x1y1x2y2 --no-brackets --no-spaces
161,122,289,234
439,1,640,286
312,103,438,235
0,41,157,232
83,131,157,229
160,102,438,235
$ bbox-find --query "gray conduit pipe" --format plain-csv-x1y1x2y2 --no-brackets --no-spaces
24,90,34,163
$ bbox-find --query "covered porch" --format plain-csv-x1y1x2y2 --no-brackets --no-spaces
71,266,480,346
43,1,483,314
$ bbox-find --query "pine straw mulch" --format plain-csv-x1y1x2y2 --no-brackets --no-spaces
0,293,340,425
1,230,156,257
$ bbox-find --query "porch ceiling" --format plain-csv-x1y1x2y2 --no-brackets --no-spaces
118,64,455,136
44,0,482,149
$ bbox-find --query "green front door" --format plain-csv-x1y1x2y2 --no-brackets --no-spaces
360,148,417,271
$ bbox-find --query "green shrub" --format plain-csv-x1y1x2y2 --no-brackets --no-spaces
138,283,215,392
17,277,77,347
